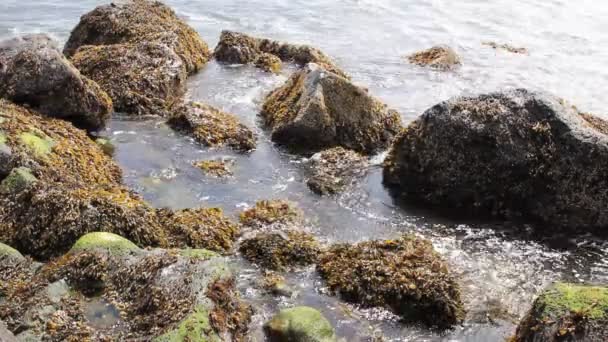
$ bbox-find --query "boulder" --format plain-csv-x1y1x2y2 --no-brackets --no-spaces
306,147,368,195
407,45,461,71
383,89,608,233
214,30,345,77
317,235,465,328
264,306,336,342
239,200,303,230
63,0,211,73
167,102,256,152
71,42,187,116
261,63,402,154
512,283,607,341
239,231,322,271
0,34,112,130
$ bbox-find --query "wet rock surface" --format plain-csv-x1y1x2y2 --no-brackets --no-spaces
307,147,369,195
512,283,608,342
264,306,336,342
407,45,461,71
262,63,402,154
317,235,465,328
214,30,346,77
0,34,112,130
383,89,608,233
167,101,256,152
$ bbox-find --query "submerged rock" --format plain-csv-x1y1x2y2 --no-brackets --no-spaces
64,0,211,73
239,200,303,230
214,30,346,77
383,89,608,233
194,158,235,177
307,147,368,195
407,45,461,71
239,231,322,271
167,102,256,152
512,283,608,341
260,272,294,298
262,63,402,154
264,306,336,342
317,235,465,328
71,42,187,116
0,34,112,130
255,52,282,73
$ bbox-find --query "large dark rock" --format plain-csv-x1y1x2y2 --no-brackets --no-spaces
214,30,346,78
0,34,112,130
262,63,402,155
512,283,607,342
384,89,608,233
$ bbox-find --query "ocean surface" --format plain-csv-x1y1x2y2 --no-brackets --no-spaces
1,0,607,341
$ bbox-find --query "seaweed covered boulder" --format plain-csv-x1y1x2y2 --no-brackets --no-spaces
0,34,112,130
512,283,608,341
167,101,256,152
264,306,336,342
64,0,211,73
239,200,303,230
194,158,235,178
239,231,322,271
383,89,608,233
407,45,461,71
307,147,369,195
317,235,465,328
0,243,252,340
262,63,402,154
214,30,345,78
71,42,187,116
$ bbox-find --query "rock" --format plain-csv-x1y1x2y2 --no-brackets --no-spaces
483,41,528,54
260,272,295,298
239,231,322,271
239,200,303,230
307,147,368,195
407,45,461,71
214,30,346,78
264,306,336,342
71,42,187,117
0,242,23,261
158,207,240,254
0,321,17,342
71,232,141,255
179,248,220,260
64,0,211,73
512,283,608,341
167,102,256,152
194,158,235,177
0,132,12,176
0,34,113,131
383,89,608,233
0,167,37,194
317,235,465,328
255,53,282,73
261,63,402,155
95,137,115,156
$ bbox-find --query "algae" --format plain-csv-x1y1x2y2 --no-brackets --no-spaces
0,167,37,194
71,232,141,255
0,242,23,259
539,283,608,320
264,306,336,342
155,305,221,342
180,248,220,261
19,131,55,158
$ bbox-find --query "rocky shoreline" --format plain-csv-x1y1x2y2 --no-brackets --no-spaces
0,0,606,341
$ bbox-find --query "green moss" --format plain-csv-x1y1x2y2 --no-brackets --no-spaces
0,132,6,145
19,131,55,158
95,138,115,156
0,167,37,194
539,283,608,320
0,241,23,259
264,306,336,342
180,248,220,260
154,306,220,342
71,232,141,255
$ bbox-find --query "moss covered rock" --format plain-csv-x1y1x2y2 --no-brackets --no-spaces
155,305,221,342
0,34,113,130
214,30,345,77
317,235,465,328
64,0,211,73
512,283,608,341
383,89,608,233
71,232,141,255
0,167,37,194
239,231,322,271
407,45,461,71
262,63,402,155
307,147,368,195
264,306,336,342
0,242,23,260
239,199,303,229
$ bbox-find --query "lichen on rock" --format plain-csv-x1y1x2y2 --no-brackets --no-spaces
261,63,402,155
307,147,368,195
264,306,337,342
407,45,461,71
239,230,322,271
167,101,256,152
317,235,465,328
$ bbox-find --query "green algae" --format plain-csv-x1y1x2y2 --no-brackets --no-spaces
0,132,6,145
95,138,115,156
0,242,23,259
539,283,608,320
154,305,220,342
71,232,141,255
0,167,37,194
180,248,220,260
19,131,55,158
264,306,336,342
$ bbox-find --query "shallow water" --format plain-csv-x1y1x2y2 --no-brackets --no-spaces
2,0,608,341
